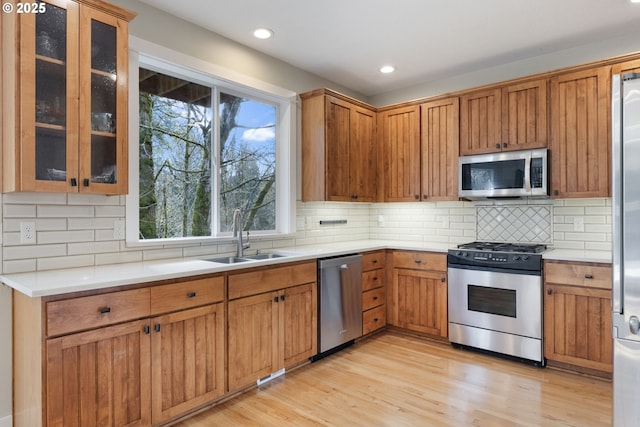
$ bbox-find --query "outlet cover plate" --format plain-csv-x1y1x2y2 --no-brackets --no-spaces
20,221,36,244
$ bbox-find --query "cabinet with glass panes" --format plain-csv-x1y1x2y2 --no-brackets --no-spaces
1,0,135,194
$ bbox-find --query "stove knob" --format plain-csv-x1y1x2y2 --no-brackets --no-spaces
522,255,529,261
513,255,521,261
463,252,468,257
456,251,462,256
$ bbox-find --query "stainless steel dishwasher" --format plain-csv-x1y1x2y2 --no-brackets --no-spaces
314,254,363,360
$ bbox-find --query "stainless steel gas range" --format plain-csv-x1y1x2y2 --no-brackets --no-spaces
447,241,546,365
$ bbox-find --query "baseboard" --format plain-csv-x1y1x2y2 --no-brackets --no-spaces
0,414,12,427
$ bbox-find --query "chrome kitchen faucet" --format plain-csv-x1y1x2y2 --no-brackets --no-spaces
232,208,250,257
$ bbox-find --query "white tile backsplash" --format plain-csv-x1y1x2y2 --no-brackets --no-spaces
0,193,612,273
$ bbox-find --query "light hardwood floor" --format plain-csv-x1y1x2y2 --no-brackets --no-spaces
173,331,612,427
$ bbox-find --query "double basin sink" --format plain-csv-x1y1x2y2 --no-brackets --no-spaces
202,253,288,264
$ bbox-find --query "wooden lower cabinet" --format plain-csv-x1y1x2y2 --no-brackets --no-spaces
151,304,225,425
227,282,316,392
389,251,447,338
361,251,386,335
544,261,612,375
46,320,151,427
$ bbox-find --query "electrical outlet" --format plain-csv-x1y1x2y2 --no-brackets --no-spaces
20,221,36,244
113,219,125,240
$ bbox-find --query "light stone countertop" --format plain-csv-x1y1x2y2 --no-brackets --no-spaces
0,239,611,298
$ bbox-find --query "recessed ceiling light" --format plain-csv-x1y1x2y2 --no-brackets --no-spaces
380,65,395,74
253,28,273,39
631,0,640,3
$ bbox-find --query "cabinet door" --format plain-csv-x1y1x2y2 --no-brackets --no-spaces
78,5,129,194
502,79,548,151
550,66,611,198
19,0,80,192
281,283,317,367
151,304,225,424
46,320,151,427
350,105,377,202
325,96,352,201
459,88,502,155
391,268,447,337
228,292,278,391
380,105,421,201
420,97,459,201
544,284,612,373
612,58,640,75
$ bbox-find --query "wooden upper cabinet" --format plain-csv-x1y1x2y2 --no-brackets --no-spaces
380,105,421,201
301,89,377,202
612,58,640,75
2,0,135,194
550,66,611,198
460,79,548,155
420,97,460,201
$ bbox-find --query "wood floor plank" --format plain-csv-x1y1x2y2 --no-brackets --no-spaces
172,332,612,427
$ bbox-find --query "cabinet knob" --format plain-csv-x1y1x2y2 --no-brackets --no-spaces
274,296,279,302
155,324,161,333
553,190,559,196
423,195,428,200
546,288,553,295
373,318,379,322
414,259,422,264
502,142,508,148
281,294,286,301
372,259,378,264
187,291,196,298
414,195,419,200
70,178,77,187
143,325,150,335
373,276,378,281
83,178,90,187
373,296,378,301
441,276,445,283
495,143,501,149
585,274,593,279
99,306,111,314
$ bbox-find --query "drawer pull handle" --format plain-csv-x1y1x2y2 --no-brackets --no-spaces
547,288,553,295
585,274,594,279
414,259,422,264
143,325,150,335
99,306,111,314
372,259,378,264
274,296,279,302
373,296,378,301
441,276,445,283
281,294,286,301
155,324,161,333
373,318,379,322
187,292,197,298
373,277,378,281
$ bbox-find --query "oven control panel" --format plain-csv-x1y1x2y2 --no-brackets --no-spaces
448,250,542,273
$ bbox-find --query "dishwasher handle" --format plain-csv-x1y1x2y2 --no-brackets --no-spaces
318,254,363,270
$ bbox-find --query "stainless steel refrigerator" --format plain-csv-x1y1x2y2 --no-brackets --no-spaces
613,70,640,426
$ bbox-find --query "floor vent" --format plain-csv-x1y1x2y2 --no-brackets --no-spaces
256,368,285,386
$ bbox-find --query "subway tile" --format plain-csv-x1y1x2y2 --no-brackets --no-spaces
95,205,126,218
143,247,185,261
38,230,94,245
2,192,67,205
68,241,120,256
68,218,116,230
4,204,36,218
68,193,121,206
4,244,66,260
37,255,94,271
95,251,143,265
563,232,607,242
38,205,94,218
3,259,37,274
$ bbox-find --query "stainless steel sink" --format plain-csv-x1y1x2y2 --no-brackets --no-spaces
202,256,252,264
244,253,287,260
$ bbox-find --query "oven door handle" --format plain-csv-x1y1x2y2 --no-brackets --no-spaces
524,154,532,192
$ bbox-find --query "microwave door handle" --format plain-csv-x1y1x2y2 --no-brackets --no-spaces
524,155,532,192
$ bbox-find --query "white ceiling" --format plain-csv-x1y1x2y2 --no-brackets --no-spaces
140,0,640,97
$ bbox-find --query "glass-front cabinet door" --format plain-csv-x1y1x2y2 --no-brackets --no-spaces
15,0,133,194
20,0,79,192
78,6,129,194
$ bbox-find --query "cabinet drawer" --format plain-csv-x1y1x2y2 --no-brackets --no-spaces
363,269,384,291
392,251,446,271
46,288,151,337
228,261,316,300
362,251,385,271
151,276,224,315
545,261,611,289
363,305,386,335
362,287,385,311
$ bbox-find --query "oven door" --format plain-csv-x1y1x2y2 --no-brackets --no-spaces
447,267,542,339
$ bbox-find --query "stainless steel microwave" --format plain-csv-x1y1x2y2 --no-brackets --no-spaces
458,149,548,199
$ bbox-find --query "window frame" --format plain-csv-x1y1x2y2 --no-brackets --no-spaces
125,40,296,246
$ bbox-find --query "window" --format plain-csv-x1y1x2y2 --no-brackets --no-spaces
127,53,294,243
